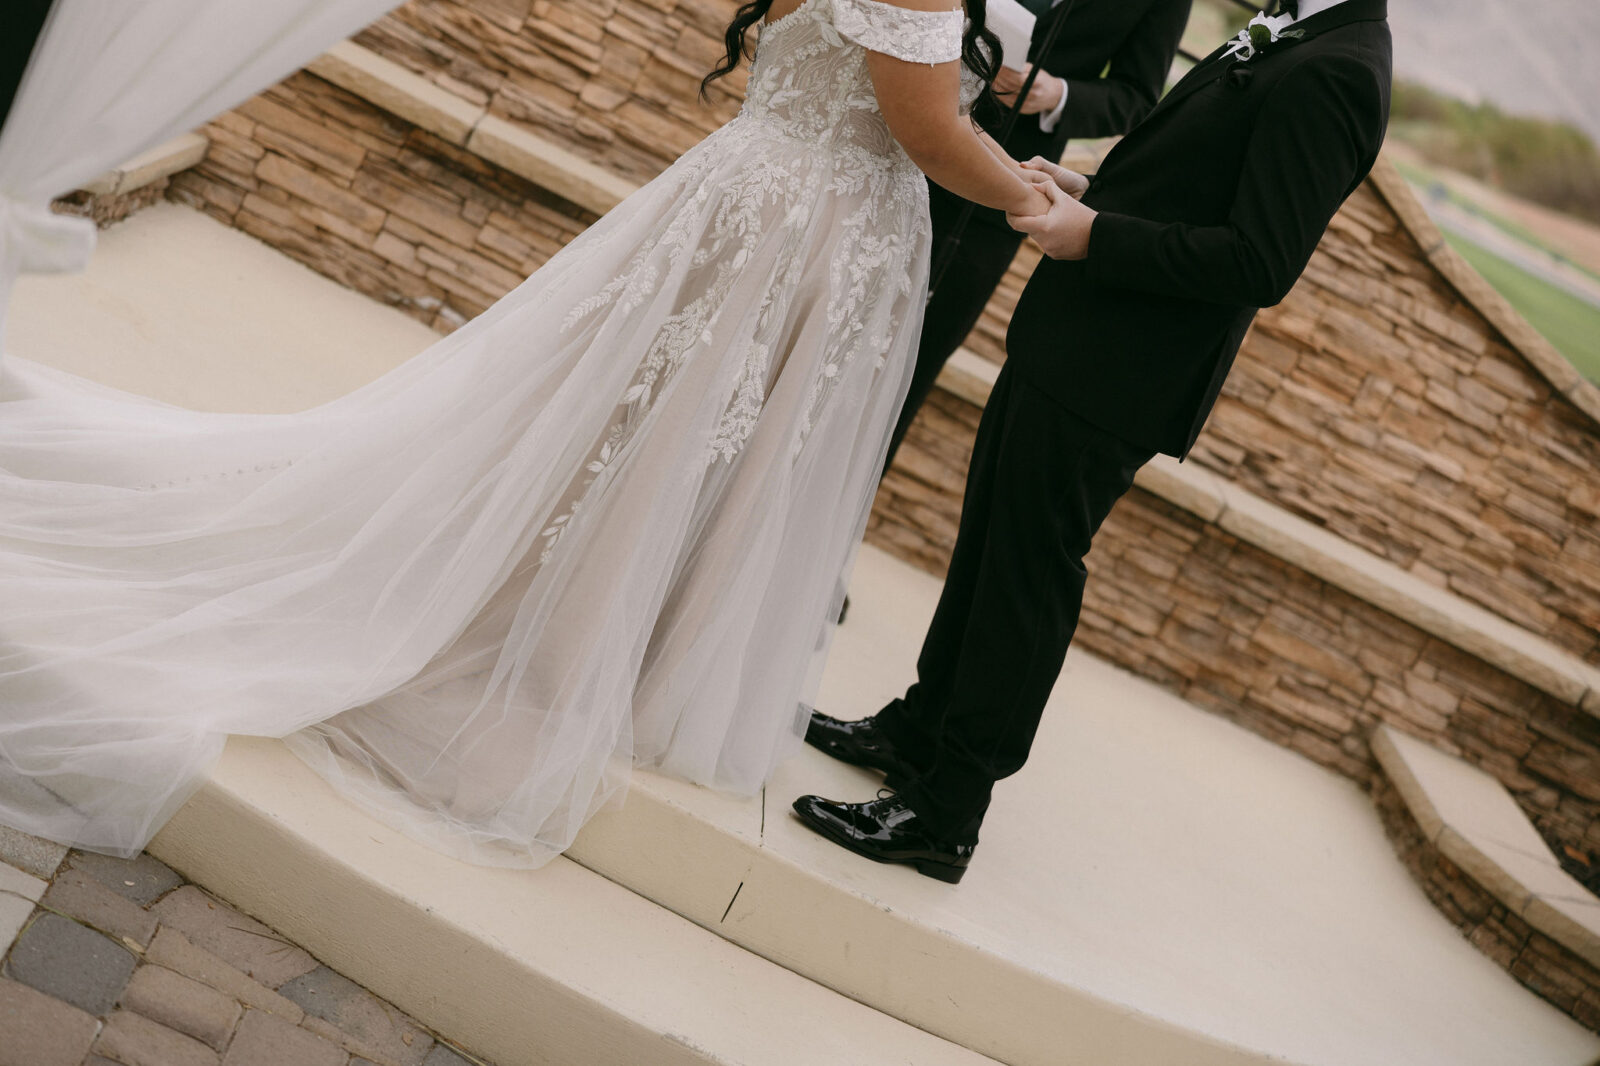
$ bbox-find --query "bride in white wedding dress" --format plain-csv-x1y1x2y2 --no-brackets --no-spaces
0,0,1051,865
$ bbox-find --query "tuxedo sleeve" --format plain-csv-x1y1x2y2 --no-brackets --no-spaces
1084,54,1384,307
1050,0,1191,139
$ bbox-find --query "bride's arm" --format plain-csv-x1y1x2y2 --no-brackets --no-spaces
859,0,1049,217
975,129,1030,180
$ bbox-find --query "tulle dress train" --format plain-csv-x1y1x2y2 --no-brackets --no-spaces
0,0,965,865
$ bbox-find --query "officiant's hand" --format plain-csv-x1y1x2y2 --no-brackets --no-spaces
993,64,1065,115
1006,180,1098,261
1019,157,1088,200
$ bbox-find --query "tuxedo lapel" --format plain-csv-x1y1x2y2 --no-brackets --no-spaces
1137,42,1234,122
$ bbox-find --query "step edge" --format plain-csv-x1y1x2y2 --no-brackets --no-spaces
148,737,1008,1066
569,771,1307,1066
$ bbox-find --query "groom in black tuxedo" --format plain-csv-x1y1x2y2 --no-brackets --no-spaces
796,0,1393,882
882,0,1192,475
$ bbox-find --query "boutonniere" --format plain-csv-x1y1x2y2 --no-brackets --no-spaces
1222,12,1304,63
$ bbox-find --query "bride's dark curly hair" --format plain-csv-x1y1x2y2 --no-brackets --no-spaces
700,0,1001,100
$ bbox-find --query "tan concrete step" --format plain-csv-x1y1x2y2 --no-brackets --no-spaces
565,544,1600,1066
147,736,1003,1066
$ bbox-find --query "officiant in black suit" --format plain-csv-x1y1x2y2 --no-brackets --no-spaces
879,0,1193,475
796,0,1393,882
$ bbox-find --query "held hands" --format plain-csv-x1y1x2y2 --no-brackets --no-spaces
1007,158,1096,260
992,64,1065,116
1019,156,1089,199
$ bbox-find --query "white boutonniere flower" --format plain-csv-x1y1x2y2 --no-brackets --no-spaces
1223,11,1304,63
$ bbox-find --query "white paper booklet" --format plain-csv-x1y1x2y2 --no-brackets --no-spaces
985,0,1038,72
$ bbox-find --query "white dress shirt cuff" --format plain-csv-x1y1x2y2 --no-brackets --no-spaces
1037,76,1069,134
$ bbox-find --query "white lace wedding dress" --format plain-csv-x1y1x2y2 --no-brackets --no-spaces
0,0,972,866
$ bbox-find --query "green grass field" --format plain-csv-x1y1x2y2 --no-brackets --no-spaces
1395,157,1600,284
1444,232,1600,384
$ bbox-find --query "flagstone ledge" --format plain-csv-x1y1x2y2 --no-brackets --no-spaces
56,133,212,229
306,41,482,149
933,348,1600,719
77,134,210,199
306,41,634,217
1371,724,1600,1027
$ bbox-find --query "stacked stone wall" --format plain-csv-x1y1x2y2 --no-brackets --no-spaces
54,181,174,229
876,399,1600,863
170,71,596,333
166,0,749,331
350,0,744,187
1195,183,1600,667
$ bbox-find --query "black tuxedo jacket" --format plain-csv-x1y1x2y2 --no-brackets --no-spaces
1005,0,1393,457
958,0,1191,231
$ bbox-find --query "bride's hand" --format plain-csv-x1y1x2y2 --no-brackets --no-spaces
1020,157,1089,200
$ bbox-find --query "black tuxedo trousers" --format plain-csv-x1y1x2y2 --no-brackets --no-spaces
878,363,1153,842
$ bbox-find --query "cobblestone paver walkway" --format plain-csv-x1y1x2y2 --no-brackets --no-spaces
0,825,494,1066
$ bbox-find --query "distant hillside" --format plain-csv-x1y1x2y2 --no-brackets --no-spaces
1389,80,1600,225
1191,0,1599,146
1388,0,1600,147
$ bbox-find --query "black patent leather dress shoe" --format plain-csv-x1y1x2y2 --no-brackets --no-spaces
791,793,974,883
803,709,917,785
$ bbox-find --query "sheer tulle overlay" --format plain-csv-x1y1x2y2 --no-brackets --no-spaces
0,0,966,865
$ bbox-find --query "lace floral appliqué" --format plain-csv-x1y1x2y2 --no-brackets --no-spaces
538,0,941,562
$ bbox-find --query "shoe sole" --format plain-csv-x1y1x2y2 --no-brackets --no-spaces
790,806,967,885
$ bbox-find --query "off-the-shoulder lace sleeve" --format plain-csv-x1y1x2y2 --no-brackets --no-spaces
832,0,964,65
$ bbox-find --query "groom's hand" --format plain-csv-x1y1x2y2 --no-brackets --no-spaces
1019,157,1088,200
1006,180,1098,260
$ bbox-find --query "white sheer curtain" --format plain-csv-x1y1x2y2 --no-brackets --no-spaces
0,0,405,343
